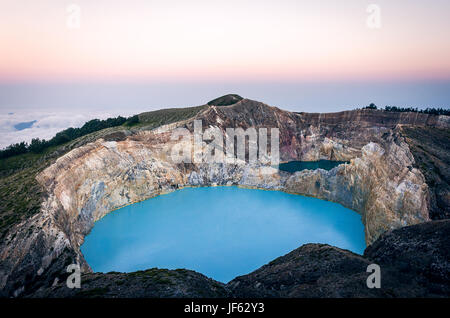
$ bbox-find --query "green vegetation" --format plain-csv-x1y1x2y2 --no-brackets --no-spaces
124,114,139,126
0,148,61,239
126,268,176,285
207,94,243,106
362,103,450,115
0,105,207,239
138,104,207,128
363,103,378,110
0,116,131,159
383,105,450,115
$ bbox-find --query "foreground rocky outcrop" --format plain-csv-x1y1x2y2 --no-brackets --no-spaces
31,268,230,298
230,220,450,298
0,97,449,297
29,220,450,298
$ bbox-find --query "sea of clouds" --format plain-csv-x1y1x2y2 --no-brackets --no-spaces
0,110,134,149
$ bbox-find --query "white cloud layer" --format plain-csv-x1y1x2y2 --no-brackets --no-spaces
0,110,132,149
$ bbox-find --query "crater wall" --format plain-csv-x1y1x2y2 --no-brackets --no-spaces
0,100,446,297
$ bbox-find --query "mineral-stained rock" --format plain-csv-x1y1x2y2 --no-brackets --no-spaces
285,137,430,243
0,98,448,297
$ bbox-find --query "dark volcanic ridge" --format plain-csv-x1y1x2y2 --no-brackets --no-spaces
29,220,450,298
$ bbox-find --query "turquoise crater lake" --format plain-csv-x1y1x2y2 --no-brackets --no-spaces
81,187,366,283
279,160,348,173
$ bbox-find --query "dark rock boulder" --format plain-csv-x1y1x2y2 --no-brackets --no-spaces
228,244,375,298
228,220,450,298
30,268,230,298
365,219,450,296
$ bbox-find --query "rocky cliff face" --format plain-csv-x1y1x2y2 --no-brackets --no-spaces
285,140,429,243
399,126,450,220
0,98,448,297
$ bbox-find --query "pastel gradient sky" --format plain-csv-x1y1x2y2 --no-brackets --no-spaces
0,0,450,149
1,0,450,82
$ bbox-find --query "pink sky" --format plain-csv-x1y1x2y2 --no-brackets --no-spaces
1,0,450,82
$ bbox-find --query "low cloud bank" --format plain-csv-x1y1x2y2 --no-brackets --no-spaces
0,110,133,149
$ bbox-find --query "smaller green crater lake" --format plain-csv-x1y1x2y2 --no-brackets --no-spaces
81,187,365,283
279,160,348,173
